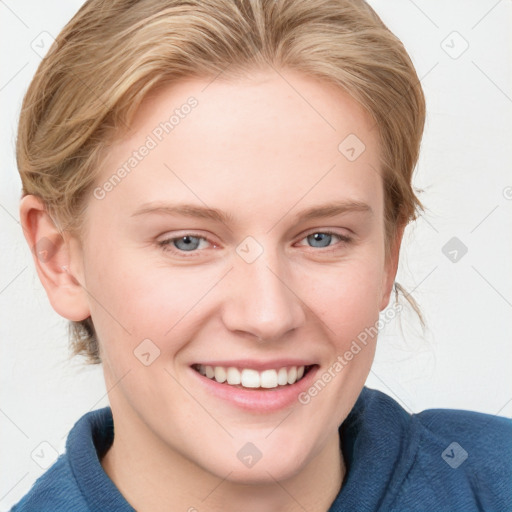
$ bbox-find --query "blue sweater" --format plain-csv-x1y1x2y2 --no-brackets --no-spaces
11,387,512,511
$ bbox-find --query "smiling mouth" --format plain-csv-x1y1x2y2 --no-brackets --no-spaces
191,364,316,390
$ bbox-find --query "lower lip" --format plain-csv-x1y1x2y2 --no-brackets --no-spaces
189,365,320,412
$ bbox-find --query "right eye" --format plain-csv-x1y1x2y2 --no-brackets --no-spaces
158,233,216,256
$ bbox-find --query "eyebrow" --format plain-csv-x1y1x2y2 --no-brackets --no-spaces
130,200,373,224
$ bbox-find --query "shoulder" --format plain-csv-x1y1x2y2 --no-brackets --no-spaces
10,453,89,511
10,407,120,512
396,402,512,511
416,405,512,453
355,387,512,460
414,405,512,475
417,406,512,476
343,387,512,511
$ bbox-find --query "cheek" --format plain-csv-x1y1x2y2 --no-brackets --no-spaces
83,246,216,351
301,256,385,342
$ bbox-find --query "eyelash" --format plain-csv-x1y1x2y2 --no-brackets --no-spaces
157,230,352,257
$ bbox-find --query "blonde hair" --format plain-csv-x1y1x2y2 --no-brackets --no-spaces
17,0,426,364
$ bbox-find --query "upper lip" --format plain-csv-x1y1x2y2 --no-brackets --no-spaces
191,359,316,371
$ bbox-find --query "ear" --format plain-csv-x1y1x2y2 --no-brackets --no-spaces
379,223,405,311
19,195,90,321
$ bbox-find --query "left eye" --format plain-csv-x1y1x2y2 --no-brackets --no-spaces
306,232,336,248
300,231,350,249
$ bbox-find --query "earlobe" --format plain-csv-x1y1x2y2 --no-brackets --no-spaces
19,195,90,322
380,224,405,311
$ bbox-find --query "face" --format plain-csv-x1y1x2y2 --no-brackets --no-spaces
71,69,398,483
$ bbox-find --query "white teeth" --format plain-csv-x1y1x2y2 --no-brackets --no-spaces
214,366,227,383
241,369,260,388
195,364,308,389
260,369,278,388
287,366,297,385
277,367,288,386
226,366,241,385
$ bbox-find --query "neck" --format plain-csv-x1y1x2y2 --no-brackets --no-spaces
101,410,345,512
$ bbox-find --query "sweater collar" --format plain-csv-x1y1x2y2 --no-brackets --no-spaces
66,405,135,511
66,386,416,511
329,387,417,511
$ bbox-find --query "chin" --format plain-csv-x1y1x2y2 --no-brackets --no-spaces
225,459,306,486
195,438,314,486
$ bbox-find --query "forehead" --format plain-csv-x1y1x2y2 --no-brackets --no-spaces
93,68,383,224
131,68,378,156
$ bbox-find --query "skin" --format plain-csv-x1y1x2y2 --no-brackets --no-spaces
20,68,404,512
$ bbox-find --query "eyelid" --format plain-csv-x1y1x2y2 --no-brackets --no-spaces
157,231,212,243
300,227,352,240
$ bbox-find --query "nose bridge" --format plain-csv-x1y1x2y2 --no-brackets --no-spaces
222,239,305,341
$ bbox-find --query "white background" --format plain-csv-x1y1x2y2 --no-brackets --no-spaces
1,1,511,509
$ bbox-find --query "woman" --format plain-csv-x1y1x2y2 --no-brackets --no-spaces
11,0,512,510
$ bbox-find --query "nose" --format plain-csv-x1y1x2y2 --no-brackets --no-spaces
221,245,306,342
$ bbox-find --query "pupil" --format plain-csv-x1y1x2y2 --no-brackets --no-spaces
175,235,199,251
310,233,330,247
